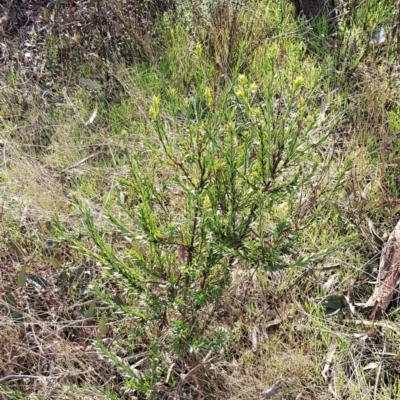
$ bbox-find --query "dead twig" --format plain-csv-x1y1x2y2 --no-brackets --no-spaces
0,374,41,383
174,351,214,400
62,151,106,172
373,332,386,399
347,319,400,337
261,381,282,399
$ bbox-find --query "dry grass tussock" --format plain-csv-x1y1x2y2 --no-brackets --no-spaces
0,252,127,399
0,139,67,219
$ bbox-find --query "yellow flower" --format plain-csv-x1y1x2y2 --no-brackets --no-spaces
270,43,280,57
152,95,160,108
225,121,235,132
297,95,305,110
204,87,212,108
293,76,305,90
203,195,211,208
249,82,258,93
235,87,246,99
249,171,260,180
252,107,262,118
194,43,203,57
305,115,314,124
149,95,160,119
238,74,248,85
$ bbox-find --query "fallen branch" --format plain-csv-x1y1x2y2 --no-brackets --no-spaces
0,374,41,383
364,219,400,318
347,319,400,337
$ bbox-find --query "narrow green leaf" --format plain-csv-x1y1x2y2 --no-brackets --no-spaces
18,265,26,287
11,311,25,325
45,221,52,232
6,292,17,307
70,267,85,287
9,240,24,260
56,271,68,293
99,316,108,335
85,299,96,319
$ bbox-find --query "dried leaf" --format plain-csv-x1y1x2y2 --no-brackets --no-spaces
178,231,186,263
251,326,258,353
20,99,29,113
178,244,186,264
368,219,384,248
343,294,355,315
85,102,98,125
322,335,337,381
364,361,380,370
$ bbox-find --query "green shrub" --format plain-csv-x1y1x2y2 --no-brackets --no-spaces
56,68,348,397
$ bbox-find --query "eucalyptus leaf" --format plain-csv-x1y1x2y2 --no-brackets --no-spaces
372,26,385,45
27,274,48,290
349,38,358,57
113,295,124,306
79,78,102,91
323,295,343,316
